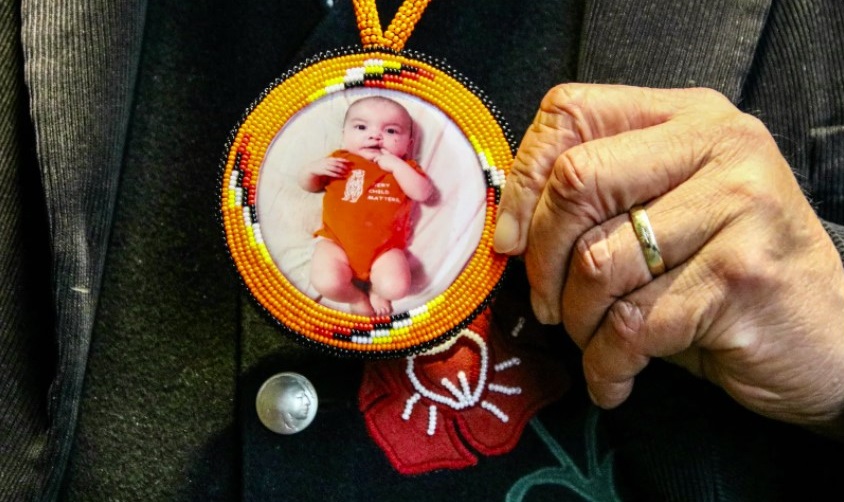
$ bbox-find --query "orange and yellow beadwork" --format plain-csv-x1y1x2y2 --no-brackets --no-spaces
352,0,431,51
221,50,511,356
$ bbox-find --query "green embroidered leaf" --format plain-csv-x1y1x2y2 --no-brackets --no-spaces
507,406,621,502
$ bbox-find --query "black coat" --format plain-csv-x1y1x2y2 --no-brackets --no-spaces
2,0,843,500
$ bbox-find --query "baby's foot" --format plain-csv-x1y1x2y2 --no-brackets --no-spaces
349,298,375,316
369,291,393,317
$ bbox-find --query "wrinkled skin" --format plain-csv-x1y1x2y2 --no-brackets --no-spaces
493,83,844,436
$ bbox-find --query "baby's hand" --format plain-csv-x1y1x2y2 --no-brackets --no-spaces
372,149,404,172
307,157,351,178
299,156,351,192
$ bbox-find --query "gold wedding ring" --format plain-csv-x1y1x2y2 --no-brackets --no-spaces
629,205,666,277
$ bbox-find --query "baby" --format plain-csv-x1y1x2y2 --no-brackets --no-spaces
298,96,434,316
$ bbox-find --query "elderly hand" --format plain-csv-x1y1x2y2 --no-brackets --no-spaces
493,83,844,434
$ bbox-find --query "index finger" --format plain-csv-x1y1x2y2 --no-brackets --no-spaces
492,84,701,256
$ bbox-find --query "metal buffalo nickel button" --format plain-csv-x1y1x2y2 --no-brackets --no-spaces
256,372,318,434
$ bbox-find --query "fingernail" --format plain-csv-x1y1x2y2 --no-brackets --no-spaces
493,211,519,254
530,290,557,325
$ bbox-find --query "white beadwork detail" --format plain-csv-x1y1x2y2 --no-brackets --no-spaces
229,170,239,188
409,305,429,317
488,383,522,396
326,83,345,94
234,187,244,207
478,152,490,171
391,318,412,329
494,357,521,372
481,400,509,423
243,207,252,227
252,223,264,244
440,377,466,408
457,371,472,400
372,329,391,338
405,330,489,410
351,336,372,344
427,405,437,436
343,67,365,87
402,393,421,420
346,67,365,78
511,317,525,337
364,58,384,67
420,329,468,357
477,152,507,185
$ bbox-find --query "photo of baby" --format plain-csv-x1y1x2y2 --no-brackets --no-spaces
256,89,486,316
298,97,433,315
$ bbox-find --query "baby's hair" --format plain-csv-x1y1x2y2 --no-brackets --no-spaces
343,96,414,136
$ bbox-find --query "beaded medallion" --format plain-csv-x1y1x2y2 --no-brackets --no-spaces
220,0,513,356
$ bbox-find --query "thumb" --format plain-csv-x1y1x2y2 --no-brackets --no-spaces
493,106,582,254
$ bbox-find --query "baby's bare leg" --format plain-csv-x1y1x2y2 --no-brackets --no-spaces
369,248,411,316
310,239,373,315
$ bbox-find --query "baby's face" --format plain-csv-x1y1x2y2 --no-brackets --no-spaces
342,99,413,159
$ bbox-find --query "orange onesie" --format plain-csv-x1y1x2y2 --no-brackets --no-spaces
315,150,426,281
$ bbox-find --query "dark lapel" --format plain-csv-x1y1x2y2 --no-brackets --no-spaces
20,1,147,497
578,0,773,102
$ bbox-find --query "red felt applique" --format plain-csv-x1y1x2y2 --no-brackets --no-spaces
359,303,570,475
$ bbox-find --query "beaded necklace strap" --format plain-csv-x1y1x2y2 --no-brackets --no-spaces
353,0,432,51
